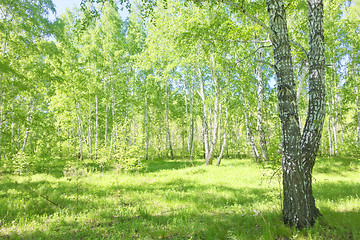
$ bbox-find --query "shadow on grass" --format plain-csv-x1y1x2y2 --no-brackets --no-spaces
143,159,204,173
1,157,359,239
0,209,284,239
315,156,360,176
314,180,360,201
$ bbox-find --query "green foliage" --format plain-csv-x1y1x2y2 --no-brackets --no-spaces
12,152,33,176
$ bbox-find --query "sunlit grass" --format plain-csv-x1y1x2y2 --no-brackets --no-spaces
0,157,359,239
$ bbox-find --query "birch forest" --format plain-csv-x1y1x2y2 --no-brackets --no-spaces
0,0,359,238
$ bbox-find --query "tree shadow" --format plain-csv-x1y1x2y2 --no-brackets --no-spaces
314,180,360,202
0,176,283,239
315,156,360,176
143,159,204,173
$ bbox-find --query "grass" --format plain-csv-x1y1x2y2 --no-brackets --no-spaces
0,156,359,239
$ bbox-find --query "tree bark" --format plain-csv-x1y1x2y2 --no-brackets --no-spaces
300,0,326,226
266,0,325,228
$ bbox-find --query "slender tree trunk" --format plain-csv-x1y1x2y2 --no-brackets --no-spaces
243,100,260,162
217,105,228,165
255,39,268,161
331,95,337,155
356,87,359,145
110,98,115,159
88,92,92,157
0,80,3,159
205,54,220,165
338,98,344,143
144,94,149,160
105,104,108,146
198,67,210,162
165,100,174,160
157,120,162,158
22,100,34,152
95,95,98,160
76,102,83,160
58,126,62,157
185,90,195,161
328,100,333,155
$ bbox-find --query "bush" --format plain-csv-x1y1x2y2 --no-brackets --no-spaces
12,151,33,175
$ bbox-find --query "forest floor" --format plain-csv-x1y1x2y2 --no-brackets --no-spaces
0,156,359,239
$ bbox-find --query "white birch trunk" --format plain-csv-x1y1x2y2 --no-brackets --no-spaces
217,105,228,165
356,87,360,145
255,39,268,161
95,95,98,160
197,67,209,161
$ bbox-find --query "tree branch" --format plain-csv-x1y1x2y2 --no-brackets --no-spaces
183,37,271,44
289,40,309,62
254,59,275,69
209,0,277,41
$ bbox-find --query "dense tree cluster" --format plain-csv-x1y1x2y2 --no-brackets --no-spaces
0,0,359,228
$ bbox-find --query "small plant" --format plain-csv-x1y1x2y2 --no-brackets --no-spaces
12,151,33,175
115,156,144,173
63,163,88,208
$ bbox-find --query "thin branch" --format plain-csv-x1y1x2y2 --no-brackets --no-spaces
254,59,275,69
290,40,309,62
269,167,282,184
183,37,271,44
20,183,62,208
235,44,273,63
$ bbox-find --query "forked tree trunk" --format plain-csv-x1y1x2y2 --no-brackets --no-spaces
266,0,325,228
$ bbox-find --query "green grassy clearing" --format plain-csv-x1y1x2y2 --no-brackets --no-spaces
0,157,359,239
